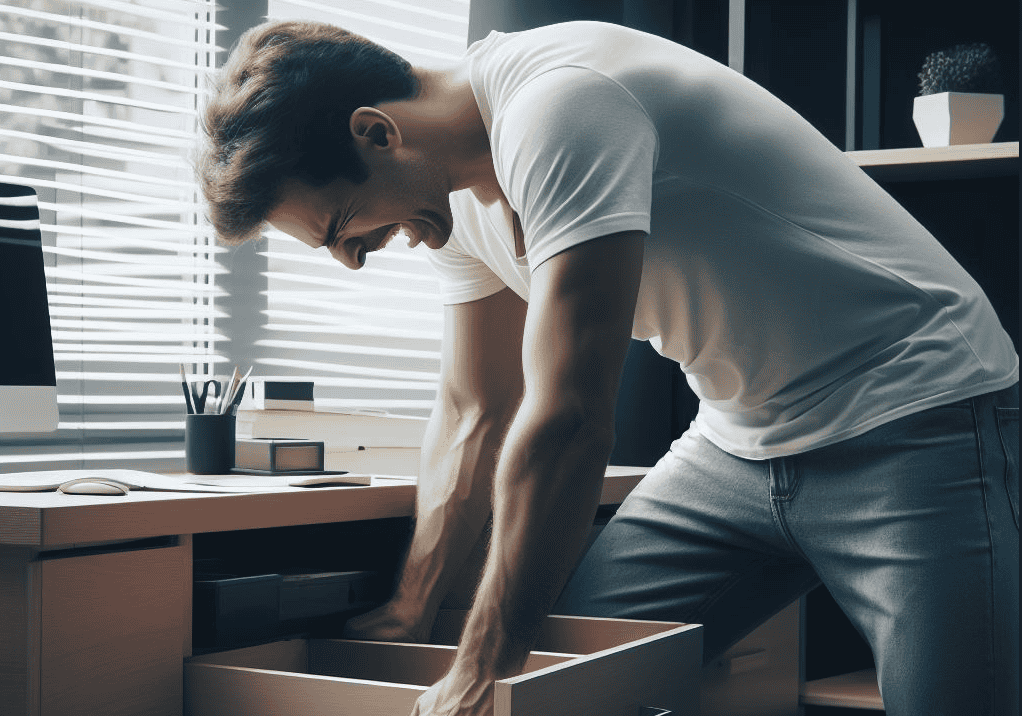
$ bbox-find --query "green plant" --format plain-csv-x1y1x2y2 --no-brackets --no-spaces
917,42,1003,96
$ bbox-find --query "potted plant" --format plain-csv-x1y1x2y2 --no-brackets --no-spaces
913,42,1004,147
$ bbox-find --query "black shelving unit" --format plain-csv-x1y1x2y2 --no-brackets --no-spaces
735,1,1019,712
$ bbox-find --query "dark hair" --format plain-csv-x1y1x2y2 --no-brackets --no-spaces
199,21,419,244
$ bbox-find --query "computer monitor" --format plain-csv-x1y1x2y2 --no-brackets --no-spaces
0,183,59,433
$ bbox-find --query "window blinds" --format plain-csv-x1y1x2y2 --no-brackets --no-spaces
254,0,470,417
0,0,220,471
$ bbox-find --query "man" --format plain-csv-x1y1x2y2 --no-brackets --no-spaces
200,19,1019,716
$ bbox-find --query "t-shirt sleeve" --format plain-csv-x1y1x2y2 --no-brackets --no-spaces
490,66,659,270
427,225,508,305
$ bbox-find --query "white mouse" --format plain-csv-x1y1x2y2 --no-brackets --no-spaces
59,480,129,496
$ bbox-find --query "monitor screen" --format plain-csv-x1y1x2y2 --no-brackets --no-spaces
0,183,59,433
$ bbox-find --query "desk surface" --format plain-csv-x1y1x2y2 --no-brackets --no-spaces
0,466,648,549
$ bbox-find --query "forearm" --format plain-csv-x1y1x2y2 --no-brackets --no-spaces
388,400,512,635
452,402,614,677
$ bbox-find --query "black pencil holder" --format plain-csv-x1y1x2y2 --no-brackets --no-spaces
185,413,236,474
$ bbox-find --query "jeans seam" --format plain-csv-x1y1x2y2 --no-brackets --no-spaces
769,499,814,564
995,407,1020,530
971,396,999,708
773,455,808,503
768,459,812,560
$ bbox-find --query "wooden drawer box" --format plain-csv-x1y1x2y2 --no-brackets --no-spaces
185,610,702,716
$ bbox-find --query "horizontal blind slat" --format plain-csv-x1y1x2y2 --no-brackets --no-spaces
0,4,224,50
78,0,218,24
0,129,192,169
0,105,197,141
0,32,219,74
0,55,205,95
0,79,201,117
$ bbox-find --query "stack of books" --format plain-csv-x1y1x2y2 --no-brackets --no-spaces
235,408,427,476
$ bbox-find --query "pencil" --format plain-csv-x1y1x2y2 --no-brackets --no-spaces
220,366,241,414
223,366,253,415
179,363,195,414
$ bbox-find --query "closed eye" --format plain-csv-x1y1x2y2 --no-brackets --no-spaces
324,207,354,250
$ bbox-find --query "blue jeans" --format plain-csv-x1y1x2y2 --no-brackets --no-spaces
555,384,1019,716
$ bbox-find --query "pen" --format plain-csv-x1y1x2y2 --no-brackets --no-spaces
239,365,253,391
179,363,195,414
224,366,253,415
228,380,248,415
219,366,239,414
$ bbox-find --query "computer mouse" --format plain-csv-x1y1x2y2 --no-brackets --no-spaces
59,480,129,496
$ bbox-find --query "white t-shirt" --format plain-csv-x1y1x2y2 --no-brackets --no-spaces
428,21,1019,459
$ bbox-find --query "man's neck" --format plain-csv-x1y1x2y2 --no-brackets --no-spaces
391,65,500,199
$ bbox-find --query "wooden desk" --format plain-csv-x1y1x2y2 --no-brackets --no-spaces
0,467,647,716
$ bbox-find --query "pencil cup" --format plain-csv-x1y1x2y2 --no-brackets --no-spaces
185,413,236,474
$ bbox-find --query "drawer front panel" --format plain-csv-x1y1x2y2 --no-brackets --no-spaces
499,625,701,716
186,662,424,716
185,614,703,716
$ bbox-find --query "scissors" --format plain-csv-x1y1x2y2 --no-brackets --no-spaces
190,379,222,414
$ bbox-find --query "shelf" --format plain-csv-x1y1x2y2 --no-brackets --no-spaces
801,668,884,710
848,142,1019,182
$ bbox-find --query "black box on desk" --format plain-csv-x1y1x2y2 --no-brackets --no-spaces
248,380,315,410
234,437,325,472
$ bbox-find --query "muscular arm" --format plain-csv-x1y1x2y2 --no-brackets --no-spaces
346,286,528,641
435,231,645,707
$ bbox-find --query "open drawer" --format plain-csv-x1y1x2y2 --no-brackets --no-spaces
185,609,702,716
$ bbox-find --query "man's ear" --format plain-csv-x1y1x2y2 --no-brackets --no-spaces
350,107,402,150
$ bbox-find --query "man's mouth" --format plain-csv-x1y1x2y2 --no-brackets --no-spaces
350,225,401,267
408,211,447,249
406,225,425,249
406,218,432,248
365,226,401,254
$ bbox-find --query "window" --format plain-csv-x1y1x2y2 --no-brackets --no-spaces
0,0,467,473
0,0,220,471
248,0,470,417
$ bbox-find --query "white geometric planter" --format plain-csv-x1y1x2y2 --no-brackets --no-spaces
912,92,1004,147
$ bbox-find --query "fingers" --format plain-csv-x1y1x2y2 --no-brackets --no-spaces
411,681,441,716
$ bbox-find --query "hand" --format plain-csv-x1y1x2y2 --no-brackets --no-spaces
410,667,495,716
341,600,429,643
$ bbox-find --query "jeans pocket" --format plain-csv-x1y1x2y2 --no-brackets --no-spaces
995,407,1019,530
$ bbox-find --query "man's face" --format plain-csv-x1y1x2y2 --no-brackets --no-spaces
267,153,453,270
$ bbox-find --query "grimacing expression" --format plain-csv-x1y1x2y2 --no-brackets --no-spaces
267,144,453,269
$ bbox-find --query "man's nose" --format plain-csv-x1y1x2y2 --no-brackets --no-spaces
330,242,364,270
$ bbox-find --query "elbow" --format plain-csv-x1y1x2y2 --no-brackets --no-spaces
571,410,617,463
441,377,523,430
442,395,521,443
